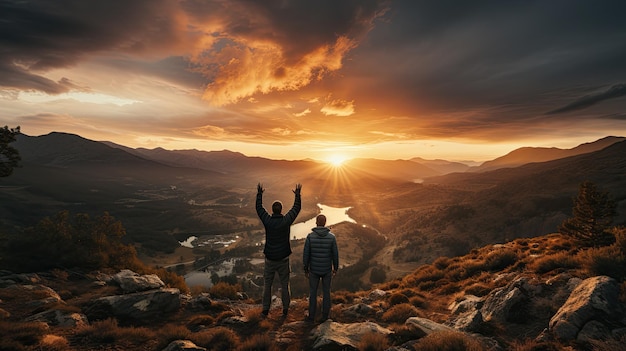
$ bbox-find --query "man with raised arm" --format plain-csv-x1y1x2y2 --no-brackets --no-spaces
256,182,302,317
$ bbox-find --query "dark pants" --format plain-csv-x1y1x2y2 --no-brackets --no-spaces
308,271,332,320
262,257,291,312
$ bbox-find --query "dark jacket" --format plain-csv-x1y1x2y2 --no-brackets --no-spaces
256,191,301,261
303,226,339,275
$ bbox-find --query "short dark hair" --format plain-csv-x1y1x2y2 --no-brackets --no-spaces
272,201,283,214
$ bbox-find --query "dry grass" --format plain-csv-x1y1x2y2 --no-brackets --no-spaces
191,326,240,350
508,339,563,351
75,318,156,346
210,282,242,300
237,333,277,351
187,314,215,331
357,331,390,351
381,303,421,323
0,320,49,351
412,330,485,351
529,251,581,274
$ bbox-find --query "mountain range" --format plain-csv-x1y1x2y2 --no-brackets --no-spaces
2,132,625,261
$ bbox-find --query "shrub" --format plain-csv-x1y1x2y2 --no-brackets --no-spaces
75,318,155,345
358,332,389,351
387,292,410,306
210,281,242,300
529,252,581,274
187,314,215,331
381,303,420,323
237,333,277,351
0,321,48,350
578,246,626,280
483,248,518,271
409,295,428,308
412,330,484,351
432,256,451,270
153,268,189,294
509,339,562,351
153,324,192,350
464,282,492,297
192,326,240,350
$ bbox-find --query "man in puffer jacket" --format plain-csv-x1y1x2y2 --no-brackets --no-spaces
256,182,302,317
303,214,339,322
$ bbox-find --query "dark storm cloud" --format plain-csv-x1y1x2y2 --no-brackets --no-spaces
351,0,626,124
547,84,626,114
182,0,389,63
0,0,186,93
0,0,390,99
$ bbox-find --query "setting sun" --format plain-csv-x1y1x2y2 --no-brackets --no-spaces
327,154,349,167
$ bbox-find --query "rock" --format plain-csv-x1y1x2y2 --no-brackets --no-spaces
186,293,213,310
112,269,165,293
448,310,483,332
405,317,454,335
368,289,387,300
310,320,393,350
25,309,89,328
342,303,378,318
162,340,207,351
549,276,622,341
577,320,611,343
449,295,483,315
85,288,180,323
480,277,529,323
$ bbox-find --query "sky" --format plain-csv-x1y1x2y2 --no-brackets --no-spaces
1,0,625,163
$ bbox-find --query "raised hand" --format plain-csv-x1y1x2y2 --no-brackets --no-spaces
257,183,264,193
293,183,302,195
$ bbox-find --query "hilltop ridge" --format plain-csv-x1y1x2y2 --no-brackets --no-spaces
1,230,625,350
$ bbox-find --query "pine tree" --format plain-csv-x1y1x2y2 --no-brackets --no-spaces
559,181,617,247
0,125,21,177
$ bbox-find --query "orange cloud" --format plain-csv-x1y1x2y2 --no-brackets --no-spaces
199,36,357,106
321,98,355,116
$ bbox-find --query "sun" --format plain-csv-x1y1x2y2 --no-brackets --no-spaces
326,154,349,167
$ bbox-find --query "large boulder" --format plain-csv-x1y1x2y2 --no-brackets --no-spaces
549,276,622,341
310,320,393,350
162,340,206,351
112,269,165,293
85,288,181,323
481,277,532,323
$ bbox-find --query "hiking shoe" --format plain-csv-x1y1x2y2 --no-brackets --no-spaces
261,310,269,318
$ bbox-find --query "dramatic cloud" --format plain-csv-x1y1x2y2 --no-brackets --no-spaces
547,84,626,114
1,0,625,161
0,0,390,105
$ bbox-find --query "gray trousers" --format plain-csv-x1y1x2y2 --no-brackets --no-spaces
262,257,291,311
308,271,332,319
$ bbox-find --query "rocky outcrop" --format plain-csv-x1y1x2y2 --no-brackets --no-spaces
111,269,165,293
309,320,393,350
549,276,623,341
25,309,88,328
85,288,181,323
481,277,535,323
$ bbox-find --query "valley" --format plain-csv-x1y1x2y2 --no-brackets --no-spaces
2,132,626,295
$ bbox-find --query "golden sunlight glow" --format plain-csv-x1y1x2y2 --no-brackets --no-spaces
327,154,349,167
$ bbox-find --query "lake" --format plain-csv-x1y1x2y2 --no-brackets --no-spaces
183,204,356,287
290,203,356,240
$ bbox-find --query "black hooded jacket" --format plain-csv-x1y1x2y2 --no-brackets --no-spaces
256,191,301,261
303,226,339,275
